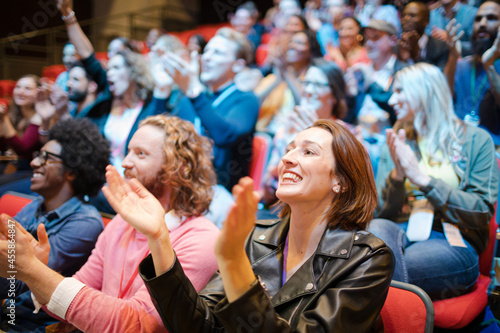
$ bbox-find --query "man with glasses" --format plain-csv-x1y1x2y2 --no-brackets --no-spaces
0,115,220,332
0,118,110,331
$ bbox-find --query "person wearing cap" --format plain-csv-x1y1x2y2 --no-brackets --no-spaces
345,19,407,127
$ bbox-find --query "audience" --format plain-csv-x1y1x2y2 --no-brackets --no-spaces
105,120,393,332
2,0,500,328
398,1,450,70
369,63,498,299
445,0,500,146
66,62,98,117
57,0,186,177
0,75,42,173
0,115,220,332
262,58,349,206
354,0,402,34
347,20,407,127
230,1,263,53
0,118,109,331
256,29,321,133
163,27,259,190
426,0,478,56
326,16,371,71
315,0,350,54
55,42,80,92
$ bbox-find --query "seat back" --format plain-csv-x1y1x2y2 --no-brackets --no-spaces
0,191,35,217
249,132,272,191
381,280,434,333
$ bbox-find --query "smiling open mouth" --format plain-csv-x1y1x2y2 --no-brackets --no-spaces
282,172,303,183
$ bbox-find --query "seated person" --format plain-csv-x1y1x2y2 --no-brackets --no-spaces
0,118,109,331
325,16,371,71
106,119,394,332
0,115,220,332
0,75,42,173
397,2,449,71
163,27,259,190
256,29,321,134
58,0,194,175
262,58,350,205
369,63,498,299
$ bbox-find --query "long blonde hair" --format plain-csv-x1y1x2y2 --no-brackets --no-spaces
396,63,464,160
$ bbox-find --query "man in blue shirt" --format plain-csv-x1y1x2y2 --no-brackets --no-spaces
0,118,110,331
164,28,260,190
426,0,478,56
446,1,500,145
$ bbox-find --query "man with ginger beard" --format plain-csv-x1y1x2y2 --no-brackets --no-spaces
447,0,500,146
0,115,220,332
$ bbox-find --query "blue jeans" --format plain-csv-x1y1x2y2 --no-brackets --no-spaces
368,218,479,300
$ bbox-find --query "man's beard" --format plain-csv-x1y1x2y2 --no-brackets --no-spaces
125,169,167,199
472,30,497,56
68,89,87,103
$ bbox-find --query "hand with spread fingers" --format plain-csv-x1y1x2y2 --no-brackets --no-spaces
162,51,204,97
444,19,465,57
215,177,261,302
102,165,167,240
0,214,50,280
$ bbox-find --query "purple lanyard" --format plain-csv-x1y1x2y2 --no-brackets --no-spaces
282,234,289,286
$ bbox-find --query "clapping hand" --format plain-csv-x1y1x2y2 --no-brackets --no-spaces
0,214,50,280
386,129,431,187
482,26,500,67
102,165,167,240
444,19,465,57
162,51,203,97
215,177,260,262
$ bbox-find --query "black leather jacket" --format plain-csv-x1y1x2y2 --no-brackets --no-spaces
139,218,394,332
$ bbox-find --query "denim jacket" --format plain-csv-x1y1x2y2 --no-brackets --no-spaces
0,196,103,331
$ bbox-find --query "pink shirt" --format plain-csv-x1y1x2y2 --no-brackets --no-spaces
53,214,219,332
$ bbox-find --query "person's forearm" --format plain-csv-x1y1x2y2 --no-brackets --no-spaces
1,118,16,139
217,253,255,303
485,64,500,105
61,9,94,59
444,52,458,96
22,259,64,305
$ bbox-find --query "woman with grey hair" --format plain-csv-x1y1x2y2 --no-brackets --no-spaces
369,63,498,300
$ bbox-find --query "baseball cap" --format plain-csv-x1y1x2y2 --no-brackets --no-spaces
365,19,397,36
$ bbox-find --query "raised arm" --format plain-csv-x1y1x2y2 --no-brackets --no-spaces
443,19,464,96
481,26,500,105
57,0,94,59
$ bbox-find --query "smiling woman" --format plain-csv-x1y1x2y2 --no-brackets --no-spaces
370,63,499,300
105,118,394,332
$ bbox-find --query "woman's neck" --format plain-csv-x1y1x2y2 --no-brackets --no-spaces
20,105,36,119
118,85,141,110
287,203,329,253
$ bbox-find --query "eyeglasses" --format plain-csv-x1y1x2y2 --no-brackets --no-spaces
33,150,64,166
299,80,330,90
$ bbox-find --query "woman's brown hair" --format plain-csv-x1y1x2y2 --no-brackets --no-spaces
279,119,377,230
